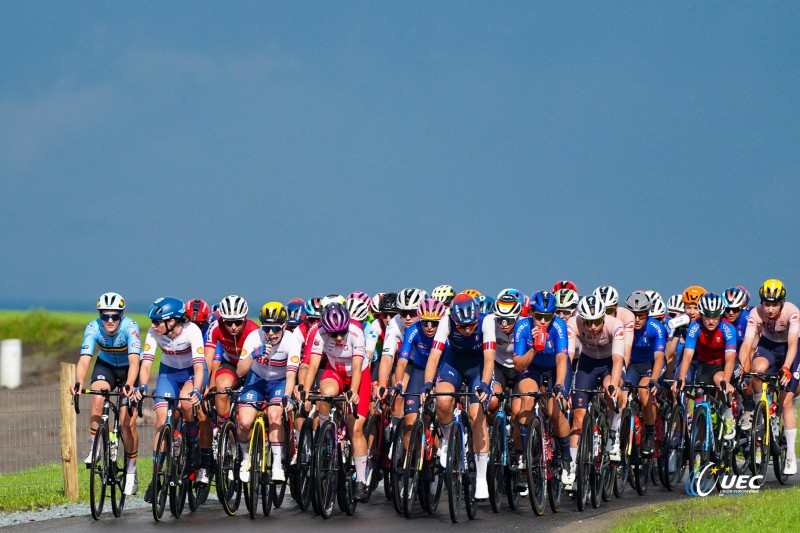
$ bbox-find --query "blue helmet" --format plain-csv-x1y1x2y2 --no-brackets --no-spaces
476,295,495,315
148,297,185,321
450,294,479,326
286,298,306,326
530,290,557,314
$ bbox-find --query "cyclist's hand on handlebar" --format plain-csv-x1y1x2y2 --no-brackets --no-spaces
724,381,734,395
553,383,565,400
345,389,359,405
190,387,203,405
283,395,295,412
648,379,658,391
133,384,147,402
72,381,82,397
475,381,491,403
780,366,792,386
606,383,618,400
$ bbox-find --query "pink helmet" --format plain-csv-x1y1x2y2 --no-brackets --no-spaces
347,291,371,305
417,298,447,321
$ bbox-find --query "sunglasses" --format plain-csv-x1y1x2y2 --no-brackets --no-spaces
605,306,617,315
583,317,604,327
497,318,517,327
555,309,573,317
634,312,649,320
724,307,742,314
100,313,123,323
456,323,477,331
532,312,554,322
261,325,283,333
399,310,416,318
224,319,245,327
330,329,349,338
421,320,439,328
151,318,165,326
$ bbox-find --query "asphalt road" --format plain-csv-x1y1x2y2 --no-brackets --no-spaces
4,464,795,533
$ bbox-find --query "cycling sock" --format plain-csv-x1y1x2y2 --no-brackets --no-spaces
354,455,367,482
786,428,797,458
518,421,529,452
186,421,199,441
125,451,138,473
440,421,453,445
743,393,755,411
271,443,283,468
611,412,621,432
570,446,577,464
476,452,489,482
559,436,570,460
200,448,211,469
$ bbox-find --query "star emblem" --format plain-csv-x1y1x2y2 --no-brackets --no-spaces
710,466,719,475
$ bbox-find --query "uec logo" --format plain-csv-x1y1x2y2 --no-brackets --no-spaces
686,462,764,496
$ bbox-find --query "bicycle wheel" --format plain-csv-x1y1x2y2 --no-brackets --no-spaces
363,412,382,502
504,422,520,511
750,402,768,480
296,418,314,512
660,404,685,490
271,417,291,509
389,422,406,515
403,419,424,517
771,406,789,485
688,408,709,479
613,408,631,499
152,425,172,522
420,423,444,514
216,420,241,516
487,417,504,513
169,430,188,518
575,413,593,512
632,456,650,496
464,422,477,521
446,427,463,523
247,423,263,519
313,420,337,519
732,413,751,476
546,445,562,514
526,418,546,516
110,429,126,517
336,444,357,516
261,440,273,517
591,413,607,508
89,424,108,520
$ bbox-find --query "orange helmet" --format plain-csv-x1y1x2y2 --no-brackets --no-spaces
460,289,482,298
682,285,707,305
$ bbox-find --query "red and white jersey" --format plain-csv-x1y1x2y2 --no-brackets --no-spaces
143,322,205,369
309,322,368,378
290,322,309,348
567,315,625,360
205,319,260,365
744,302,800,344
241,329,301,381
612,307,635,348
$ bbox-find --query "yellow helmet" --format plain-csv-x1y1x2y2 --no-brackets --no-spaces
682,285,707,305
259,302,287,324
758,279,786,303
460,289,482,298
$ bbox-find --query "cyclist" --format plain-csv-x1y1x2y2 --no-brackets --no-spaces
622,291,667,455
553,280,578,294
73,292,142,495
565,296,624,484
431,284,456,306
665,287,704,381
554,288,579,320
422,293,496,500
302,302,372,500
285,297,307,343
136,297,206,502
295,296,322,391
489,294,523,418
673,293,739,440
477,294,496,316
513,290,571,484
346,296,371,330
740,279,800,474
366,292,395,388
185,299,212,338
594,285,635,362
237,302,301,483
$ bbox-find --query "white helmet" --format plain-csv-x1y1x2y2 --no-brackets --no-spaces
578,295,606,320
644,290,663,307
370,293,384,314
321,294,346,309
649,298,667,317
593,286,619,307
346,297,370,322
666,294,685,314
397,288,428,311
97,292,125,311
219,295,249,320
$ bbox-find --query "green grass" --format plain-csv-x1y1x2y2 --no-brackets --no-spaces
608,485,800,532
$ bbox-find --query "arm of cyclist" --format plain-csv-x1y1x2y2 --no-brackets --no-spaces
347,355,365,405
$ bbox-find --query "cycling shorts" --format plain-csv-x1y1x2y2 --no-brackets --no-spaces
91,359,137,390
519,364,572,394
214,359,243,387
572,356,613,410
320,365,372,419
154,364,209,410
493,365,520,390
239,373,286,407
436,361,491,406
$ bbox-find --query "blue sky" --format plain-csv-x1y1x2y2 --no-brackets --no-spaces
1,3,798,312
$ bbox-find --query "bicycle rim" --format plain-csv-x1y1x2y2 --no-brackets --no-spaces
153,425,172,522
527,418,546,516
488,417,503,513
314,420,337,518
89,425,108,520
364,413,382,499
446,428,462,523
464,422,477,521
248,425,263,519
390,424,406,515
297,419,314,511
110,428,126,517
403,420,423,518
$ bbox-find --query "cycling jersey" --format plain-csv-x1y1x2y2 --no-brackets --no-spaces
142,322,206,370
290,321,310,347
612,307,635,349
241,329,302,381
204,319,260,366
566,315,625,360
381,315,408,358
365,319,385,363
302,318,363,365
723,309,750,349
433,314,496,367
495,326,516,368
308,322,368,378
629,318,667,363
513,316,569,369
744,302,800,344
399,322,440,370
684,320,737,365
80,317,142,367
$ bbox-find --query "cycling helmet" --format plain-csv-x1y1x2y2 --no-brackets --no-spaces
304,297,322,318
379,292,399,313
321,294,346,308
219,295,249,320
666,294,685,313
625,291,651,313
460,289,482,298
418,298,447,321
554,289,579,309
286,298,306,326
320,302,350,333
347,291,371,305
577,295,605,321
530,290,557,314
552,280,578,294
759,279,786,303
737,285,751,307
477,295,496,315
431,285,456,305
185,298,210,323
259,302,287,324
593,285,619,307
644,290,663,308
494,294,522,321
346,297,370,322
722,287,748,309
498,288,525,303
97,292,125,311
682,286,707,305
370,293,385,314
698,293,725,317
397,288,428,311
649,298,667,318
450,294,479,326
148,297,185,321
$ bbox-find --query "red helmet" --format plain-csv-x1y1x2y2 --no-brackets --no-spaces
185,298,211,324
552,280,578,293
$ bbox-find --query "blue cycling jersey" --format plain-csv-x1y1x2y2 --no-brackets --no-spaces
630,318,667,363
513,316,568,368
434,314,496,369
399,322,442,370
724,309,750,350
80,317,142,367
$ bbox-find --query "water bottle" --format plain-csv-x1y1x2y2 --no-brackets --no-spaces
109,432,118,462
173,430,182,458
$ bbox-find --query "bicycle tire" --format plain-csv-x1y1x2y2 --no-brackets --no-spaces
110,421,126,518
262,439,273,517
464,421,477,521
614,408,631,499
363,412,382,502
336,442,357,516
403,419,424,517
546,456,562,514
591,410,607,508
688,408,709,480
661,403,685,490
296,417,315,512
89,424,108,520
526,418,546,516
421,421,444,514
771,404,789,485
246,421,263,519
169,429,188,518
575,411,592,512
487,417,504,513
152,424,172,522
389,422,406,515
216,420,241,515
750,402,768,480
446,427,463,523
313,420,337,519
504,420,520,511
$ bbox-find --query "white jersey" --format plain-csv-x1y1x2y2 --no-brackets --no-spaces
241,329,301,381
365,320,384,359
292,326,306,347
142,322,205,370
381,315,409,358
495,326,515,368
567,315,625,360
309,322,368,378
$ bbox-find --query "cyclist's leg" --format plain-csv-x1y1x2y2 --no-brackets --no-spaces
434,362,459,465
781,357,800,470
214,362,237,421
237,375,268,482
516,369,541,456
402,366,425,448
266,380,287,480
348,369,372,490
86,360,116,460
